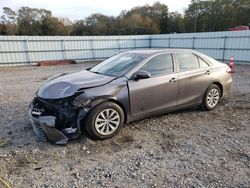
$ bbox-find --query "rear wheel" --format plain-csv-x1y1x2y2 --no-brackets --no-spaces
201,84,221,110
84,102,124,139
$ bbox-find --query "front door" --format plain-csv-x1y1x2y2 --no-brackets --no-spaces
128,53,179,117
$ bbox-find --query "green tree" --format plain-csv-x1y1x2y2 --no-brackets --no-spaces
168,12,183,33
70,20,87,35
71,14,118,36
122,1,169,34
41,17,71,35
0,7,18,34
85,14,117,35
183,0,250,32
15,7,72,35
17,7,51,35
117,13,159,34
1,1,250,35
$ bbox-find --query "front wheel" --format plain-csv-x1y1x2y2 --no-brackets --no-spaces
201,84,221,110
84,102,124,140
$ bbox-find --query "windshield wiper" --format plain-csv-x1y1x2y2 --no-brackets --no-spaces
89,70,117,77
90,70,101,74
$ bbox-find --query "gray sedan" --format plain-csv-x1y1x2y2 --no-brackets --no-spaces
29,49,232,144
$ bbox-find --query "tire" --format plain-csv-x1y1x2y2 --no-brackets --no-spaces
84,101,124,140
201,84,221,110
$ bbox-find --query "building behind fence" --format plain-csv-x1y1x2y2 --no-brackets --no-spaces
0,30,250,65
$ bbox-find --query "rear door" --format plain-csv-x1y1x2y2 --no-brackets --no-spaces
174,53,212,106
128,53,179,117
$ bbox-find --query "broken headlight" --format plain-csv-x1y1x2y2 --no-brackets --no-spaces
71,99,91,108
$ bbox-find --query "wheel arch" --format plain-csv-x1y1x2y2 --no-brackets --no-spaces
106,99,127,123
82,97,128,124
211,82,223,97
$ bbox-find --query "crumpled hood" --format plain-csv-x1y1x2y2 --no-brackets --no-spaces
37,70,115,99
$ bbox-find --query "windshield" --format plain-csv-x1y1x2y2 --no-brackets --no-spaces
89,53,148,77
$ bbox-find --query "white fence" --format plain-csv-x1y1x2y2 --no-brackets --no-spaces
0,30,250,65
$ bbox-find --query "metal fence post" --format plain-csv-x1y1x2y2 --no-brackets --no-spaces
25,39,31,64
61,39,66,60
168,38,171,48
117,39,120,52
192,37,196,49
90,39,95,61
222,36,227,62
170,38,173,48
133,39,136,49
149,35,152,48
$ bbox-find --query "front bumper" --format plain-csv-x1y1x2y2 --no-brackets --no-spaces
29,98,85,145
29,109,69,145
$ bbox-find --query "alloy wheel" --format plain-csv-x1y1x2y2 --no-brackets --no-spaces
94,108,120,136
207,88,220,108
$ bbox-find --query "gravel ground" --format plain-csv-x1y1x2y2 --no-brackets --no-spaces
0,63,249,188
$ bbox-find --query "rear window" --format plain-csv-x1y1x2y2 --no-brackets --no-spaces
198,57,209,68
175,53,199,72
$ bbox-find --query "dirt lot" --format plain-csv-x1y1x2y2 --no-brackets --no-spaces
0,63,249,188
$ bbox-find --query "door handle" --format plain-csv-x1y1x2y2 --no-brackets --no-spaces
169,78,178,83
205,70,210,75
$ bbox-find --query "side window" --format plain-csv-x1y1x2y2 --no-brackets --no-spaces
140,54,173,76
175,53,199,72
198,57,209,68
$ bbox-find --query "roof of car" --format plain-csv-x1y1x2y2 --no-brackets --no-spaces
123,48,219,66
124,48,195,55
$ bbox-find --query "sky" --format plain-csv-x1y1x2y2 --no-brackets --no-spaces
0,0,191,20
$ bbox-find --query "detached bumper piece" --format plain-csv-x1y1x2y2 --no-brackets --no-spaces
29,98,81,145
30,113,69,145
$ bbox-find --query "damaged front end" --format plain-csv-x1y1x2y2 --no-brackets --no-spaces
29,96,88,145
28,69,119,145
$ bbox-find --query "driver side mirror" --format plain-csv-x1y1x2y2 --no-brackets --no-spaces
133,70,151,80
